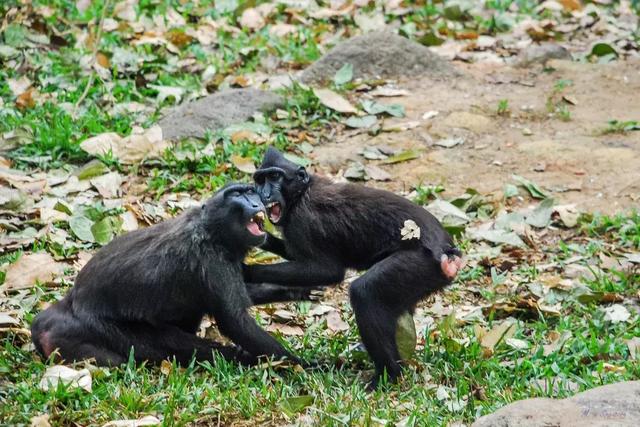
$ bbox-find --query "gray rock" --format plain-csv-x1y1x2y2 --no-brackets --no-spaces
517,43,572,67
158,89,284,140
472,381,640,427
300,31,455,83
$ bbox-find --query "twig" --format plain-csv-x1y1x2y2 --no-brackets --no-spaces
73,0,111,116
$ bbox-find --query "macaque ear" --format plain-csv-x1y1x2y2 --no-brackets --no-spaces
296,167,309,184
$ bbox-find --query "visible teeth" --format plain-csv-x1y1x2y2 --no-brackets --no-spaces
267,202,277,208
255,211,265,220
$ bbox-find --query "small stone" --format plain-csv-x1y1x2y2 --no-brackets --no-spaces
522,127,533,136
158,89,283,140
533,162,546,172
517,42,572,67
300,31,457,83
472,381,640,427
443,111,492,133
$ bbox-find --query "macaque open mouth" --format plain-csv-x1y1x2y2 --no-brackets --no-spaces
247,211,266,236
266,202,282,224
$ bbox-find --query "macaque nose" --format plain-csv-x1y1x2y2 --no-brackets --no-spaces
261,185,272,200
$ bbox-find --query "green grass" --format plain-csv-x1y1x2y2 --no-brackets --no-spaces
1,1,639,425
2,213,638,425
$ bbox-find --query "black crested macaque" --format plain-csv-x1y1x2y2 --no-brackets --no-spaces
245,148,464,388
31,184,318,367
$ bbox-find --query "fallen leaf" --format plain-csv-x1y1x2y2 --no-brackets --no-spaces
543,331,572,356
114,0,137,21
160,360,172,376
8,76,31,96
505,338,529,350
326,311,349,332
344,115,377,128
269,23,297,37
79,132,123,157
526,198,555,228
371,87,409,97
512,175,548,199
39,366,92,392
354,11,385,33
602,305,631,324
313,88,357,114
344,162,366,180
90,172,122,199
230,155,256,174
120,211,139,232
2,252,64,291
333,63,353,86
30,414,51,427
364,165,391,181
471,229,526,247
69,215,95,242
381,149,419,164
435,137,464,148
479,320,517,352
308,304,335,317
602,363,626,374
422,111,439,121
360,146,388,160
554,204,580,228
400,219,421,240
239,8,266,31
0,312,20,326
396,312,417,360
278,395,313,418
361,100,405,118
80,127,168,164
102,416,161,427
625,337,640,360
265,323,304,336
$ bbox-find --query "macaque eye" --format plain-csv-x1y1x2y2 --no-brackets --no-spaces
230,191,240,197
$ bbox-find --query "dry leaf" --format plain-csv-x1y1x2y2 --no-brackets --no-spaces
230,155,256,174
160,360,172,375
120,211,139,232
308,304,335,317
625,337,640,360
2,252,64,291
16,88,37,110
96,52,110,68
0,312,20,326
326,311,349,332
602,363,626,373
603,305,631,324
313,89,357,114
80,132,123,157
239,8,265,31
30,414,51,427
102,416,161,427
543,330,572,356
80,127,168,164
114,0,137,21
90,172,122,199
8,76,32,97
269,24,297,37
479,320,517,352
76,0,91,13
39,366,92,392
400,219,421,240
265,323,304,336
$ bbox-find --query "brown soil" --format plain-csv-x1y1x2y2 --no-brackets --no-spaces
311,58,640,214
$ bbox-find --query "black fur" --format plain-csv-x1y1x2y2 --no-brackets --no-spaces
248,148,460,388
31,184,314,367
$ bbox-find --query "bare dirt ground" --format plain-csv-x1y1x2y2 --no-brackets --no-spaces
312,58,640,214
